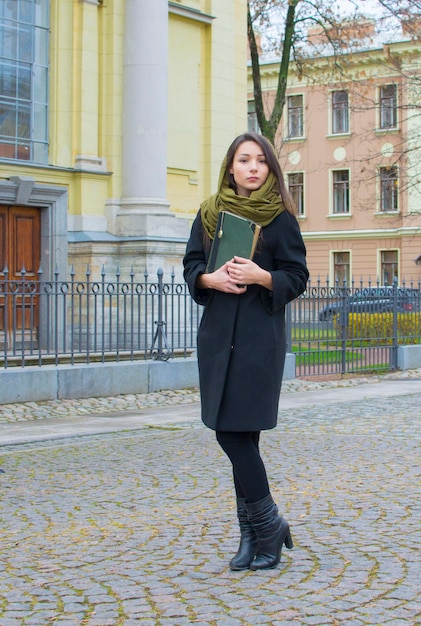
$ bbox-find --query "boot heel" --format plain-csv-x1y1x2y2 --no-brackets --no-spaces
284,527,293,550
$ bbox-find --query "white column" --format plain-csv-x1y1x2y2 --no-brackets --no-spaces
117,0,173,235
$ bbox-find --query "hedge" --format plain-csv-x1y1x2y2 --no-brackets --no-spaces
333,312,421,345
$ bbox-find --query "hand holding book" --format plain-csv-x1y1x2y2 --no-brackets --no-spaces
225,257,274,291
206,211,261,273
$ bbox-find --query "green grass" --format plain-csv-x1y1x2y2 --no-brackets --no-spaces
291,327,337,341
292,347,364,366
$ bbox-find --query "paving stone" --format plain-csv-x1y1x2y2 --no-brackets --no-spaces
0,372,420,623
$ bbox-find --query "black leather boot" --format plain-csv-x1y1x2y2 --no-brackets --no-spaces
229,498,258,571
246,494,293,570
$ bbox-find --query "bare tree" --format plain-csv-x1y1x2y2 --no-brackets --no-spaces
248,0,355,143
248,0,421,143
248,0,299,144
248,0,421,202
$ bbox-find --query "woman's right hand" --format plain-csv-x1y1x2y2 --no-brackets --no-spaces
196,262,247,294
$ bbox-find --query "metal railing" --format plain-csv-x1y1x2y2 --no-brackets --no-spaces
1,268,421,376
0,266,201,368
287,277,421,377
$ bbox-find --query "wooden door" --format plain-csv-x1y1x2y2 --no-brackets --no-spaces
0,206,41,344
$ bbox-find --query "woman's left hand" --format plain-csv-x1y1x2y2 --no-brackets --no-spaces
226,257,273,290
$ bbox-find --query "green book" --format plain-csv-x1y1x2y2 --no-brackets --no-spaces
206,211,261,273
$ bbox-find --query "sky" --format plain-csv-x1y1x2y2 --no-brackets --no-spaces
339,0,381,15
257,0,408,58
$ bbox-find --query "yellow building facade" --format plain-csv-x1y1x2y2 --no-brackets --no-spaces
0,0,248,284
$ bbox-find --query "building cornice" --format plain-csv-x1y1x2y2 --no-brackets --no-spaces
168,2,214,24
302,227,421,241
254,39,421,82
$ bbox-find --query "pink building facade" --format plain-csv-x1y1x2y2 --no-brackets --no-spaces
249,26,421,285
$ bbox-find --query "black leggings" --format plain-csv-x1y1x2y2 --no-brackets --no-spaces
215,430,270,504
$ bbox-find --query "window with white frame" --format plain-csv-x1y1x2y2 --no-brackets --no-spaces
379,84,397,130
247,100,260,134
380,166,398,212
287,172,304,216
331,90,349,134
287,94,303,138
380,250,398,285
0,0,49,163
332,170,350,214
333,251,350,284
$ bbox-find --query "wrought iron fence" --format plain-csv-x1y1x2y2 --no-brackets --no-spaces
1,268,421,376
287,277,421,377
0,265,201,368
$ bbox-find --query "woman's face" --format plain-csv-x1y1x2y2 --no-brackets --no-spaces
229,140,270,197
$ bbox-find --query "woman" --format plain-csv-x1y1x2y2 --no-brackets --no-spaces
183,132,308,571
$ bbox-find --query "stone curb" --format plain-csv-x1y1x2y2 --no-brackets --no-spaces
1,368,421,424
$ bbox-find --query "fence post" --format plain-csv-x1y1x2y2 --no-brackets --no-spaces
18,265,27,367
391,278,398,370
339,282,349,375
150,268,172,361
2,264,9,368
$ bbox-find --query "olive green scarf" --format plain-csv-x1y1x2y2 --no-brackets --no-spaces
200,158,285,239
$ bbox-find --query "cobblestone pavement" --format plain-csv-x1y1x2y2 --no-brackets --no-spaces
0,372,420,625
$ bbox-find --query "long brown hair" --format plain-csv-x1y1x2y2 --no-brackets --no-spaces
225,132,296,215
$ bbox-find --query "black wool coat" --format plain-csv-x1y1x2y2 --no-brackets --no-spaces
183,209,309,432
